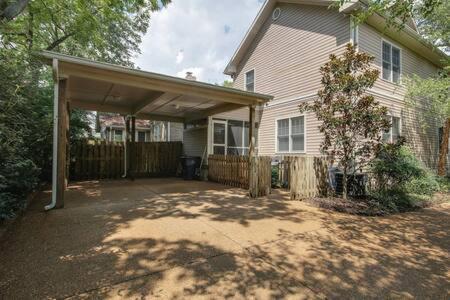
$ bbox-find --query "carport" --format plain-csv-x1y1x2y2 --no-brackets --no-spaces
39,51,272,210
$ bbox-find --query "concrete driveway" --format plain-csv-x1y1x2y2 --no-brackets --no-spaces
0,178,449,299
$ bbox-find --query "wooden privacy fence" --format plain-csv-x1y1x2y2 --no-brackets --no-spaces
71,140,182,180
71,140,124,180
129,141,183,177
208,155,272,196
287,156,330,200
208,155,249,188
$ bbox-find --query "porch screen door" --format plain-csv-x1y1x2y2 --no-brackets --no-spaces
213,121,226,155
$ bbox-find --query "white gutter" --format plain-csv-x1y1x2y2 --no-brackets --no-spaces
38,51,272,103
167,122,171,142
45,58,59,211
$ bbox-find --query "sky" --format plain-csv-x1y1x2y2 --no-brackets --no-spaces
133,0,265,84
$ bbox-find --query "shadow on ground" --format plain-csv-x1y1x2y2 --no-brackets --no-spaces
0,178,448,299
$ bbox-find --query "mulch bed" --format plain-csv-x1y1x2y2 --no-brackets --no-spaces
303,193,449,216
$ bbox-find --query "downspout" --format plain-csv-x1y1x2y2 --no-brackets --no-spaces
167,122,171,142
45,58,59,211
122,115,128,178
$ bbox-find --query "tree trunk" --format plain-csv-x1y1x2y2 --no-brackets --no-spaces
342,164,348,200
438,117,450,176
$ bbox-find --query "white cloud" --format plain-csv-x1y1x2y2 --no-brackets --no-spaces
134,0,264,84
176,49,184,64
176,67,204,81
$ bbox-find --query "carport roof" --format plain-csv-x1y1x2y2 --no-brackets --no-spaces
39,51,273,123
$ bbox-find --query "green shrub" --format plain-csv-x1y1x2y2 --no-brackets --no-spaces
369,138,441,211
436,176,450,193
370,138,425,189
271,166,279,188
404,175,440,195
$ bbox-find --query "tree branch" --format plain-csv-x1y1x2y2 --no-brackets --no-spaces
45,32,74,51
0,0,30,22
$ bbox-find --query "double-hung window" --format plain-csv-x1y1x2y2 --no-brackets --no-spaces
113,129,123,142
137,131,146,142
382,41,401,83
277,116,305,153
245,70,255,92
382,116,401,143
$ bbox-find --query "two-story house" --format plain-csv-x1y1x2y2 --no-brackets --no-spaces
197,0,447,171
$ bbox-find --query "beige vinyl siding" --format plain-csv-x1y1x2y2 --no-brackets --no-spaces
232,3,349,157
370,91,445,171
359,23,439,98
258,97,323,156
228,3,445,172
359,23,443,171
183,127,207,158
232,4,350,102
169,122,183,141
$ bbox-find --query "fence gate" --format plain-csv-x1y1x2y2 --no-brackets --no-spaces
288,156,329,199
208,154,272,197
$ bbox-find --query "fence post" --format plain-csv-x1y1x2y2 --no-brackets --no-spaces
248,105,259,198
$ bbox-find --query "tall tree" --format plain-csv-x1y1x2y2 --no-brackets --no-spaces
299,44,390,199
1,0,171,65
0,0,171,218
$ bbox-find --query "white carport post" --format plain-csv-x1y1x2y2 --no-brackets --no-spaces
46,58,68,210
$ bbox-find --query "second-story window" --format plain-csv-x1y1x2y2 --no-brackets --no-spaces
245,70,255,92
382,41,401,83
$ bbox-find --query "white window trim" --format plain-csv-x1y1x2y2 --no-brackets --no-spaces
244,69,255,92
381,39,402,84
383,115,402,143
275,114,307,154
212,120,227,154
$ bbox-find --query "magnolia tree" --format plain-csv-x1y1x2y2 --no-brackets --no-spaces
299,44,390,199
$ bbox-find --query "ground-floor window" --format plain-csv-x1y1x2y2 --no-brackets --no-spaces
276,115,305,153
382,116,401,143
113,129,123,142
213,119,249,155
137,131,146,142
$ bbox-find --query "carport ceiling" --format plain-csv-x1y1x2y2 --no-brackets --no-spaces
39,51,273,123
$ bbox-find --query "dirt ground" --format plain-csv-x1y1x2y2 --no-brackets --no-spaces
0,178,449,299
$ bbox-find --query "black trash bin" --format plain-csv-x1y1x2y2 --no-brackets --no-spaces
180,156,201,180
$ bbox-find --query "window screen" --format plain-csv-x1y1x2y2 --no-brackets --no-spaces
291,116,305,151
277,119,289,152
382,41,401,83
382,42,392,81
